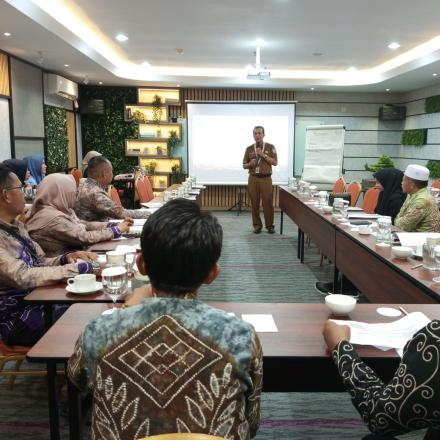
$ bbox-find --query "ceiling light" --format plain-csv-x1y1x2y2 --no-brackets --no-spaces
433,73,438,77
115,33,128,42
98,81,103,85
64,64,69,67
3,32,11,37
347,66,357,72
141,61,151,69
388,42,400,50
386,88,390,91
310,87,315,91
255,38,265,46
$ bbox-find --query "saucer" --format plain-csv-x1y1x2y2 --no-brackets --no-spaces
66,282,103,295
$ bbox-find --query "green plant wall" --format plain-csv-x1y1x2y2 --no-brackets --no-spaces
425,95,440,114
401,129,427,146
44,105,68,173
80,86,138,175
427,160,440,179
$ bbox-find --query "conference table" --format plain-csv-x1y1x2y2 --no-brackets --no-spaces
279,186,440,304
27,302,440,440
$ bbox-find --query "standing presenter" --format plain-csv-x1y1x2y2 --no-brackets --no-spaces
243,126,278,233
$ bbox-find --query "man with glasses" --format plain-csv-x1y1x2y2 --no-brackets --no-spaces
0,168,97,346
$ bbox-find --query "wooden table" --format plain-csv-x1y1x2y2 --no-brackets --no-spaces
27,302,440,440
87,237,140,252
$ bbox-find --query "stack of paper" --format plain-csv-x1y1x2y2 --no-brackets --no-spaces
332,312,431,357
140,202,164,209
396,232,432,248
347,212,379,219
241,314,278,332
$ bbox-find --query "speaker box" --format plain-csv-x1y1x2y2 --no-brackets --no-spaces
379,105,406,120
79,99,105,115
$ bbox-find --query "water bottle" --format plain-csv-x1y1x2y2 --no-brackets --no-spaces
423,234,440,270
376,216,392,246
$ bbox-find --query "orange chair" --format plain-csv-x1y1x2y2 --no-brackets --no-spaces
432,179,440,189
332,177,346,193
346,181,362,206
108,185,122,207
70,168,82,187
136,179,153,203
142,176,155,201
362,187,380,213
0,341,46,389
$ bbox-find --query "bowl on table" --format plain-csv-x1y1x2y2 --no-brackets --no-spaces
322,206,333,214
325,294,357,315
391,246,413,259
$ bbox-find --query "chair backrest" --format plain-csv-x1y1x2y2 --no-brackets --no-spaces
136,178,153,203
137,434,227,440
362,187,380,213
108,185,122,207
332,177,346,193
432,179,440,189
70,168,82,187
346,181,362,206
142,176,155,201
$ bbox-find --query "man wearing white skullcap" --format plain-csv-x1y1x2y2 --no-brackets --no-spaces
395,164,440,232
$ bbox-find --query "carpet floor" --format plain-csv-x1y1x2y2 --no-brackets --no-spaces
0,211,425,439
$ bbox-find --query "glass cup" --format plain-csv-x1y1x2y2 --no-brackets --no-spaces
433,245,440,283
318,191,328,207
101,266,128,315
125,252,136,278
376,216,392,246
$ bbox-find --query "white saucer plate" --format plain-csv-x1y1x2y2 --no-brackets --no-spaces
376,307,402,317
66,282,103,295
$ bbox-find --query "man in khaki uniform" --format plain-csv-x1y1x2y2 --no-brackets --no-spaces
243,126,278,233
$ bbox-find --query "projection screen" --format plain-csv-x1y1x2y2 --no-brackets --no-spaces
187,102,295,184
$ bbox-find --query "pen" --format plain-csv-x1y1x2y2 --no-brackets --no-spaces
399,306,409,316
410,263,423,270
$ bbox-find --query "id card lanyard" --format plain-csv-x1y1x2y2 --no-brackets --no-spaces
254,142,265,174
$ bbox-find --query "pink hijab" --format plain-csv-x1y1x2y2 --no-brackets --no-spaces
26,173,79,232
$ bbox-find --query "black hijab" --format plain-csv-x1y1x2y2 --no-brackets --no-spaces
3,159,28,184
373,168,406,222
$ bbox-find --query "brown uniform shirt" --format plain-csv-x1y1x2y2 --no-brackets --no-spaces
242,143,277,176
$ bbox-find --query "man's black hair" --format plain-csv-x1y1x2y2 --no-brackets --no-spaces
140,198,223,295
87,156,111,177
253,126,265,135
408,177,428,189
0,167,14,190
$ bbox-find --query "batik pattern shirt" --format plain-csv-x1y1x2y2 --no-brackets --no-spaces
28,216,117,257
75,178,150,222
332,320,440,437
395,187,440,232
68,298,262,440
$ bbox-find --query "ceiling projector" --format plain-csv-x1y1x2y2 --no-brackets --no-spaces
247,66,271,80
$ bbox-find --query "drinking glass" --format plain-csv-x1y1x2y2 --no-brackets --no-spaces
376,216,392,245
433,246,440,283
101,266,128,315
125,252,136,278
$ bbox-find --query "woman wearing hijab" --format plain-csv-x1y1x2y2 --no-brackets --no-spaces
3,159,29,184
26,174,133,256
373,167,406,223
82,150,101,178
24,154,46,186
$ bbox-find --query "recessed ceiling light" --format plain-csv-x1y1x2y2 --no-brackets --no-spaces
115,33,128,42
310,87,315,91
386,88,390,92
141,61,151,68
3,32,11,37
388,42,400,50
98,81,103,85
255,38,265,46
433,73,438,77
347,66,357,72
64,64,69,67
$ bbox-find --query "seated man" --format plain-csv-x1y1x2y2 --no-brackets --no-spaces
0,168,97,346
323,320,440,439
68,199,262,440
395,164,440,232
75,155,150,221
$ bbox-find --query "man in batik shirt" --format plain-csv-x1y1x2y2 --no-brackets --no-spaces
75,155,150,222
68,199,262,440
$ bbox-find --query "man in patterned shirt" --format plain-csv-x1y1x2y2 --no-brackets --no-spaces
323,320,440,439
75,155,150,222
68,199,262,440
395,164,440,232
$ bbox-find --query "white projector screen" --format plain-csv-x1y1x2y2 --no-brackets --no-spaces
187,102,295,184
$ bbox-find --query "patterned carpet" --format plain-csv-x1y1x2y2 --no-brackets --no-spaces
0,211,426,439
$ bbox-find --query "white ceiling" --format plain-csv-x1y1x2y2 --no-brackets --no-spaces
1,0,440,92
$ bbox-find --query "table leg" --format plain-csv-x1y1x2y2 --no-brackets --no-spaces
44,304,53,331
47,362,60,440
297,228,302,259
68,376,82,440
333,266,339,293
300,230,305,263
280,211,284,235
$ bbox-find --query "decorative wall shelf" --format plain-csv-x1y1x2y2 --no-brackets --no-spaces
138,88,181,105
124,105,168,123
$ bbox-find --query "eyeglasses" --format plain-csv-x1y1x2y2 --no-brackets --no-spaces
3,185,25,192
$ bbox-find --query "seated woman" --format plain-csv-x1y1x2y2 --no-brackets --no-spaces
82,150,101,178
373,167,406,222
395,164,440,232
24,154,46,186
3,158,29,184
26,174,132,257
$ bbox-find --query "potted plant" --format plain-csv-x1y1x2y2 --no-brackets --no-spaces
167,130,179,156
171,164,185,184
145,160,157,187
363,155,395,190
152,94,163,125
427,160,440,179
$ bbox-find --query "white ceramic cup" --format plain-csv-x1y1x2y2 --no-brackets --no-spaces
67,274,96,292
106,251,126,265
358,225,372,235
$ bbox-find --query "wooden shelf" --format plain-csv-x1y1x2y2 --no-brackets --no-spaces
138,88,181,105
138,123,181,140
124,105,168,123
139,157,182,173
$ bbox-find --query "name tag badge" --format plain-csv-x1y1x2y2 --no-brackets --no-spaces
255,167,260,174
